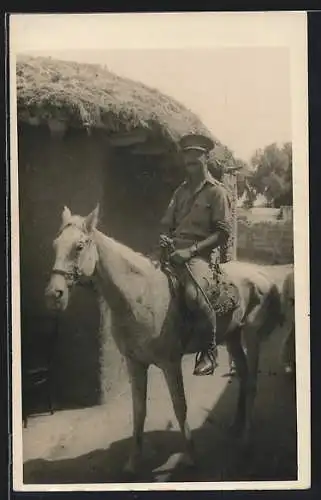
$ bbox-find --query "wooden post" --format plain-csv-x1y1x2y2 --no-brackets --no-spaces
222,172,238,262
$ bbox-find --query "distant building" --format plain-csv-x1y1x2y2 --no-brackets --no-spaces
254,193,269,207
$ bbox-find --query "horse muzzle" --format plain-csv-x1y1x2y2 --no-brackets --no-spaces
45,274,69,311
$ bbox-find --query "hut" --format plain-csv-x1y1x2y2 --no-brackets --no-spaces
16,55,239,411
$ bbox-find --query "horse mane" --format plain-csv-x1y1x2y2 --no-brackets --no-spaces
95,230,161,276
57,214,161,275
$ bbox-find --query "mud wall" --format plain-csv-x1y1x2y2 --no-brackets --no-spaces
18,124,105,409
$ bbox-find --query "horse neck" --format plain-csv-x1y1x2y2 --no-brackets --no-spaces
92,229,157,313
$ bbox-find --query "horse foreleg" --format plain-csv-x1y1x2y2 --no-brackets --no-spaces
226,328,248,436
124,357,148,475
242,323,261,447
280,297,295,373
163,361,196,467
283,325,295,373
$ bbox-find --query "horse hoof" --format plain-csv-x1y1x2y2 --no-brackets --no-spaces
123,457,141,478
229,421,243,438
181,452,197,468
238,431,252,452
123,464,136,476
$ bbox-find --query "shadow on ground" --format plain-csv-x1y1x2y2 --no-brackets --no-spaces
24,337,297,484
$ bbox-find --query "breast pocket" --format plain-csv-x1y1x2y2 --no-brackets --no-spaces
193,200,212,212
192,200,212,226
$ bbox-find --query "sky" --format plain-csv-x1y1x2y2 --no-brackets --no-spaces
11,15,292,162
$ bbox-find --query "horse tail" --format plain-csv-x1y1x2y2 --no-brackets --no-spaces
279,270,295,327
270,283,283,329
260,283,283,340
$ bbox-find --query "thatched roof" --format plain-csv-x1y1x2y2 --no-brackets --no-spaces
16,55,239,171
17,55,210,139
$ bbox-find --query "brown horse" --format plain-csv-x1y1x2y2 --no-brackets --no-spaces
45,205,282,475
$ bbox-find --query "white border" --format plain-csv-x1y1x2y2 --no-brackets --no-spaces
9,11,310,492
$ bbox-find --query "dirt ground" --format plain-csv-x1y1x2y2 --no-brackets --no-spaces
22,264,297,485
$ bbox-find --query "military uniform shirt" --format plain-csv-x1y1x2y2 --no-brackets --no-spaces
161,173,232,252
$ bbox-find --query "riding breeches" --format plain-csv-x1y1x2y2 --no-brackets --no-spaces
175,257,217,338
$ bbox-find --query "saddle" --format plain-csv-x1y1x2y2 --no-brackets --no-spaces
159,236,239,318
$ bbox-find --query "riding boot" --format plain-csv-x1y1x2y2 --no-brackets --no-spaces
193,332,219,376
193,300,219,376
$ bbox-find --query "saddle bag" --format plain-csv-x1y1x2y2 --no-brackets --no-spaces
208,264,240,317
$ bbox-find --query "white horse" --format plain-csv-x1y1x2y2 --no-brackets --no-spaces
45,205,282,475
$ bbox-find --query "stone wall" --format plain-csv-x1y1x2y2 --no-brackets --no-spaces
237,218,294,264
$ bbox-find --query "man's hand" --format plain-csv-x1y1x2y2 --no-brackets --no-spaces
159,234,174,249
169,248,193,265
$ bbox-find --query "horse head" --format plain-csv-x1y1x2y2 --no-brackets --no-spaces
45,204,100,311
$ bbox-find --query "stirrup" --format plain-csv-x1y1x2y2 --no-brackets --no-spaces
193,349,218,376
194,349,218,364
195,351,203,365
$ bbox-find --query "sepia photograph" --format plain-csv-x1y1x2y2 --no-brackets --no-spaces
9,12,310,491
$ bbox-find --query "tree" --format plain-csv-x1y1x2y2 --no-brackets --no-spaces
248,142,293,207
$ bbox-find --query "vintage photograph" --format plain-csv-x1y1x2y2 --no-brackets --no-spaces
10,12,310,491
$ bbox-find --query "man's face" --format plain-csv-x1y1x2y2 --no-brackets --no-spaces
182,149,208,176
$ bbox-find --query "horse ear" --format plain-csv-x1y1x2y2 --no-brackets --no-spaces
62,206,71,225
85,204,99,233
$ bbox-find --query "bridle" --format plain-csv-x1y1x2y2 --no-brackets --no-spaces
50,223,95,288
51,266,84,288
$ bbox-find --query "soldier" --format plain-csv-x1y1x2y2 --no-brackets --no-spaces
160,133,232,376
